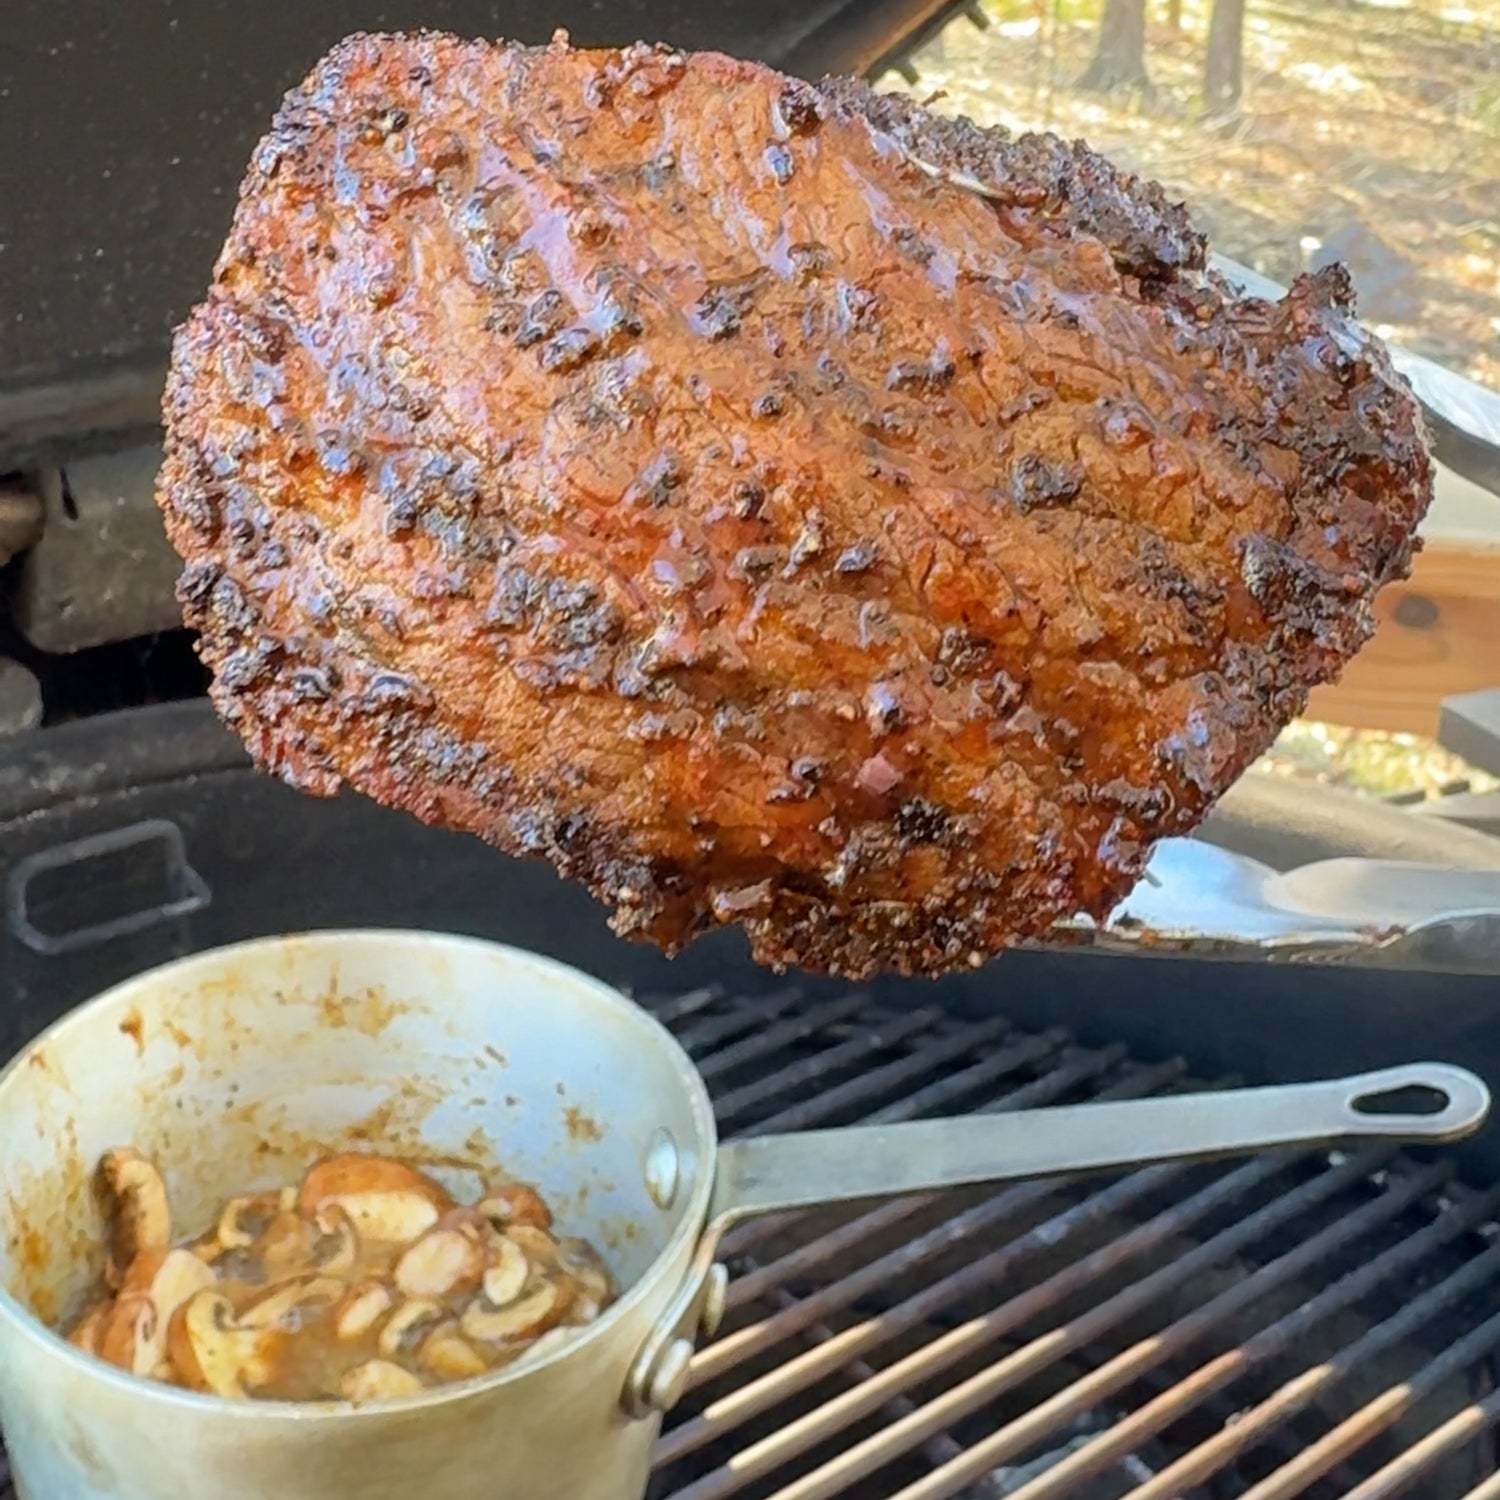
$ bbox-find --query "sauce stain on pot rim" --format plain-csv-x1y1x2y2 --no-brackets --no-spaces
0,928,720,1420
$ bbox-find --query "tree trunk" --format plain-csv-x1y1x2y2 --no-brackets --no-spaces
1078,0,1151,92
1166,0,1182,30
1203,0,1247,115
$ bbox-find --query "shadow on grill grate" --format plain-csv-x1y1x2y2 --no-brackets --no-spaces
638,987,1500,1500
1,988,1497,1500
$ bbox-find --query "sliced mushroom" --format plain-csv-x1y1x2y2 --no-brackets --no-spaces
476,1182,552,1231
421,1324,488,1381
436,1207,504,1262
556,1237,613,1305
310,1205,359,1276
334,1281,394,1341
72,1148,601,1397
394,1227,485,1299
299,1155,453,1245
94,1149,172,1288
434,1205,492,1238
168,1290,278,1399
568,1298,603,1325
505,1224,559,1265
215,1192,280,1251
460,1281,565,1345
257,1209,316,1273
341,1359,425,1402
98,1247,216,1378
239,1275,346,1331
378,1297,446,1359
481,1236,530,1308
67,1300,111,1357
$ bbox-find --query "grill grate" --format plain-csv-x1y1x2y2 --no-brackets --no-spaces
3,987,1499,1500
639,987,1500,1500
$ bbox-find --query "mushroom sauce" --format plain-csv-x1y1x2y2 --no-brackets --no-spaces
62,1148,615,1402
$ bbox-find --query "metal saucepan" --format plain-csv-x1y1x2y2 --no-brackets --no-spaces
0,931,1487,1500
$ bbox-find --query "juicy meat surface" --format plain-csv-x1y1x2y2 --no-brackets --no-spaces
157,31,1433,979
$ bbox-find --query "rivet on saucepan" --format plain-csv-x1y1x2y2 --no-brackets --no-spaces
645,1337,696,1414
699,1263,729,1339
644,1128,679,1210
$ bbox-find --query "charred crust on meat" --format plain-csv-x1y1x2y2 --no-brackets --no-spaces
894,798,952,845
893,228,934,265
630,451,683,507
155,30,1434,981
732,545,781,579
787,243,832,283
208,576,258,634
865,681,906,733
514,289,571,348
937,627,992,673
218,643,275,692
289,665,339,702
885,353,955,392
837,283,881,334
732,481,767,519
1010,455,1085,513
539,327,602,373
596,288,645,344
639,151,676,192
693,292,742,342
775,81,823,136
175,560,223,614
787,513,826,569
834,541,879,575
692,271,772,342
874,406,918,445
815,76,1206,282
317,432,368,477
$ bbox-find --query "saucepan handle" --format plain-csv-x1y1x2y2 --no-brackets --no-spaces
623,1063,1488,1417
705,1062,1490,1230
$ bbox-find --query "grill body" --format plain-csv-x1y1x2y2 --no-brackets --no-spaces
3,702,1500,1498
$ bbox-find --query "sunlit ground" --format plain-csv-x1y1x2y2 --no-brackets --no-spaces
1255,720,1498,797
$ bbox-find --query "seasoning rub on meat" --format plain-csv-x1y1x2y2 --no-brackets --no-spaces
157,31,1433,978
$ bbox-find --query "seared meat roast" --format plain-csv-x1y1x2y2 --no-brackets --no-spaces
157,31,1432,978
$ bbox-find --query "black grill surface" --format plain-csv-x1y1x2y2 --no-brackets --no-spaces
6,987,1499,1500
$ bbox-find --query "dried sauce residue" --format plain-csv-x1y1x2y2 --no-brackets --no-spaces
564,1105,603,1144
119,1010,145,1056
318,983,402,1037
